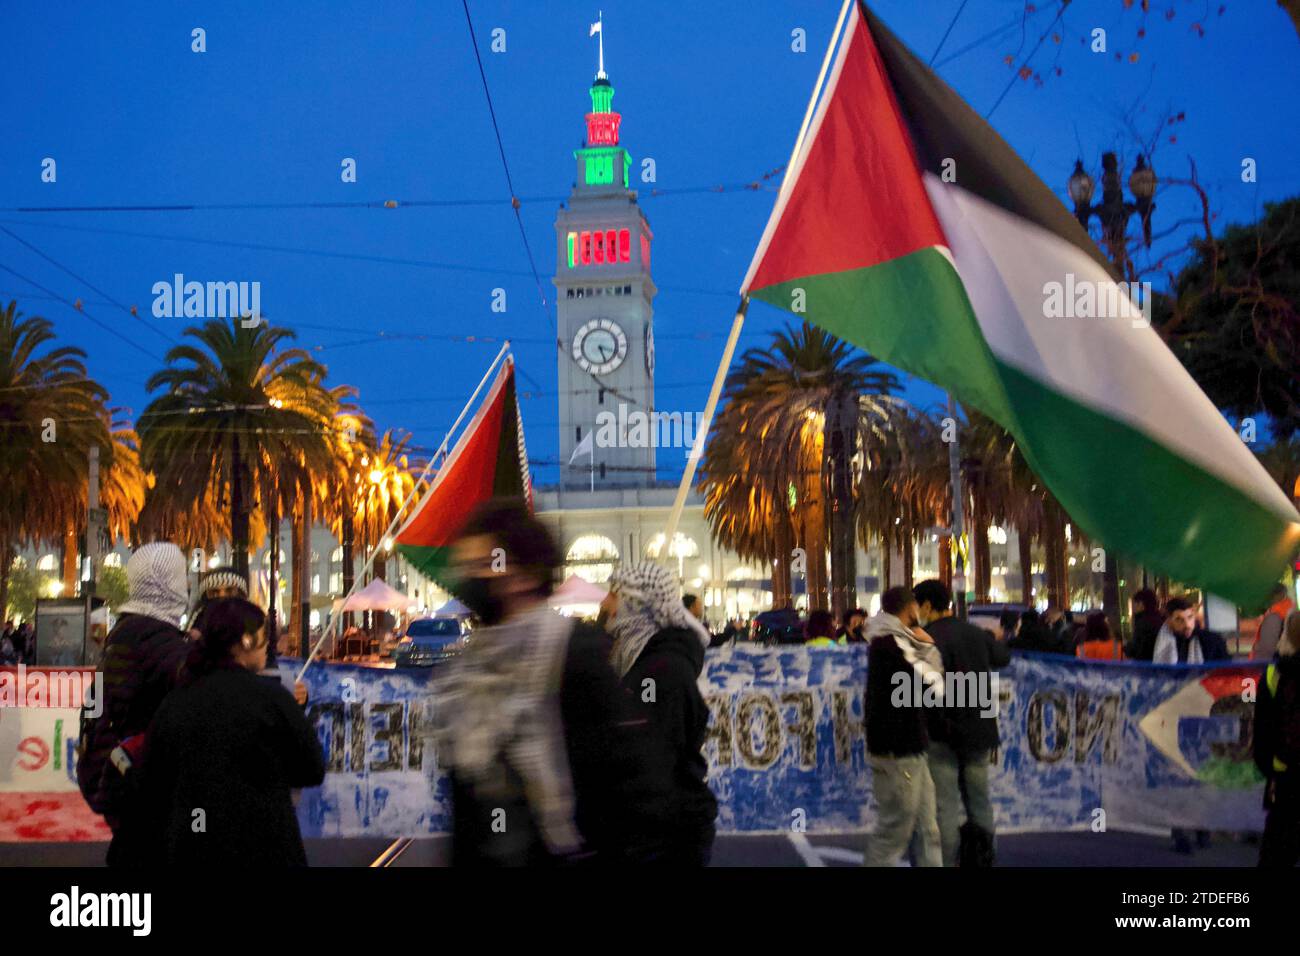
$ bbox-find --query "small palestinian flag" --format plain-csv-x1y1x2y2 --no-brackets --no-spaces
394,356,531,589
742,1,1300,608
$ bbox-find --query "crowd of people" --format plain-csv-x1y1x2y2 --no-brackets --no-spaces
63,499,1300,868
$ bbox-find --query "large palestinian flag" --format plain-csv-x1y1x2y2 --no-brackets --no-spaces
394,356,531,589
742,1,1300,609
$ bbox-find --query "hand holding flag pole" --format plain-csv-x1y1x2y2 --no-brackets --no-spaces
660,0,854,559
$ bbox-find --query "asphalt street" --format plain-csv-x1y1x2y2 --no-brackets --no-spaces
0,829,1262,867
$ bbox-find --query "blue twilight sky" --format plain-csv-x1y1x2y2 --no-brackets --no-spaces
2,0,1297,485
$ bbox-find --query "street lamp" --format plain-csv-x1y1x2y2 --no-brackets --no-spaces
1069,152,1157,278
1069,152,1156,631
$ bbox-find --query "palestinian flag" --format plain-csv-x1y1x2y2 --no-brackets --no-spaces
394,356,531,589
742,1,1300,609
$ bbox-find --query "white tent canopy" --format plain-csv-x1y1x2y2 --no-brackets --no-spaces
551,575,608,608
434,597,472,617
341,578,415,612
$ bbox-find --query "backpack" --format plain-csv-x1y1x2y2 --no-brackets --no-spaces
76,694,148,820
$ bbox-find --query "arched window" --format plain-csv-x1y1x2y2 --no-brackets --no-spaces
37,554,56,571
565,535,619,584
644,532,698,577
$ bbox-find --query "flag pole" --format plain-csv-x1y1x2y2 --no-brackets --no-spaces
298,340,512,680
659,0,853,562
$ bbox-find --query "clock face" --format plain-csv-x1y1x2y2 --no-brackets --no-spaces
645,325,655,375
572,318,628,375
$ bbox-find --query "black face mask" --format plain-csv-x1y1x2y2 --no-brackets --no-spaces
457,574,506,626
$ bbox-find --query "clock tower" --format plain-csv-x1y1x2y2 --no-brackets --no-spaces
554,31,656,489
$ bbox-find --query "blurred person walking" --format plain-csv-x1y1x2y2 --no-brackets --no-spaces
76,542,191,867
607,561,718,865
913,579,1009,867
432,500,658,866
863,586,944,867
139,597,324,866
1254,611,1300,867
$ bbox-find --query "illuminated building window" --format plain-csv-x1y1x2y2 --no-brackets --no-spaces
102,552,122,568
37,554,56,571
566,535,620,584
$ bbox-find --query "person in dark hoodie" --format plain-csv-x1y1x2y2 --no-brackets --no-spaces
607,560,718,865
1126,588,1165,661
140,597,325,866
432,500,660,866
77,542,192,867
913,579,1009,866
1254,611,1300,867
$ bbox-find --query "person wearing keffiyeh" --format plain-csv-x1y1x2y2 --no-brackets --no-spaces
431,500,660,866
605,561,718,865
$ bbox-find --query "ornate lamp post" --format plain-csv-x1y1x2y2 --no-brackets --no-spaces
1068,152,1157,282
1068,152,1158,629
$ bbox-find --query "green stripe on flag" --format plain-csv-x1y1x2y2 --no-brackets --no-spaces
749,247,1295,608
396,543,455,592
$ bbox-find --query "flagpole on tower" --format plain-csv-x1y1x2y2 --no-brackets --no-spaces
591,11,606,79
659,0,853,565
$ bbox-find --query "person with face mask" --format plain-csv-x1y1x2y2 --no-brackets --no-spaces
606,561,717,865
432,499,659,866
139,597,325,866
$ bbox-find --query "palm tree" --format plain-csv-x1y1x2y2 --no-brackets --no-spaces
700,323,901,617
0,301,113,615
856,407,947,593
139,319,336,579
354,429,416,584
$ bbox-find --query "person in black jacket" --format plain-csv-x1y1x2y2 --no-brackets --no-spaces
1126,588,1165,661
1254,612,1300,867
80,542,192,868
914,579,1010,866
864,586,945,867
432,499,661,866
607,561,718,865
140,598,324,866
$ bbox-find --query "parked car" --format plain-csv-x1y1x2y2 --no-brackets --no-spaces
752,607,804,645
393,616,470,668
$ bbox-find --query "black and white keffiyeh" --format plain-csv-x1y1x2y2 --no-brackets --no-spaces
118,543,190,628
607,561,711,679
430,603,582,855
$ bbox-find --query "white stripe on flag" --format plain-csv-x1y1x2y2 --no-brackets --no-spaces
923,173,1298,523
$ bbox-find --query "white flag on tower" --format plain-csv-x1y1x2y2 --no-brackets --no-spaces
569,429,594,465
589,21,601,36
